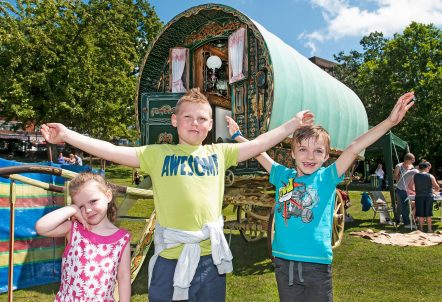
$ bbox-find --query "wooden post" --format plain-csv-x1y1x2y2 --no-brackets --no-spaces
48,143,53,162
8,180,16,302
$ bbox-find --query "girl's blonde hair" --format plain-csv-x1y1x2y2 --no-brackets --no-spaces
68,172,118,223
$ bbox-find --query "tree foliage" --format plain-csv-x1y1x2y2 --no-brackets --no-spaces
334,22,442,160
0,0,162,140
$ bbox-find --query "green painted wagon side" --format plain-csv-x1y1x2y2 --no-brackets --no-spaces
254,22,368,152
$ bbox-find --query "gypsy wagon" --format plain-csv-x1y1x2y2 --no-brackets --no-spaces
135,4,368,248
0,5,370,296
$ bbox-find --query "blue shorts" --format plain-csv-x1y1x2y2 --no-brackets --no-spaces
149,255,226,302
274,257,333,302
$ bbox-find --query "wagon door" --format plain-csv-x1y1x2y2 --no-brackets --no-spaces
192,41,231,144
139,92,183,145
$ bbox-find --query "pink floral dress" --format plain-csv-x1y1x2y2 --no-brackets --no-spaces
55,221,130,302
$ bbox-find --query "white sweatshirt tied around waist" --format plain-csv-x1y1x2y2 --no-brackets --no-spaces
148,217,233,300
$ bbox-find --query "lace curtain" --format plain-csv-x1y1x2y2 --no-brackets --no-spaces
228,28,246,83
171,48,187,92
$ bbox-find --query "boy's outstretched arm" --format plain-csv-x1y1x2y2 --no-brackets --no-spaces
236,111,314,163
335,92,415,177
225,116,274,172
41,123,140,168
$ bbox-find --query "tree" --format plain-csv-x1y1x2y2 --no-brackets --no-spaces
0,0,162,140
334,23,442,161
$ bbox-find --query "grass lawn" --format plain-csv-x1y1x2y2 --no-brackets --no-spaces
1,165,441,301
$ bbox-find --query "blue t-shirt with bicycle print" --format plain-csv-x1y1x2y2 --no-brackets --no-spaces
269,162,343,264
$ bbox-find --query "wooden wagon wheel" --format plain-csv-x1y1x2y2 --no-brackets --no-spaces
225,169,234,187
332,189,345,248
236,204,265,242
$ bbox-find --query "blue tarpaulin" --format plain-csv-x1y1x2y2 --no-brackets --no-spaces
0,158,92,293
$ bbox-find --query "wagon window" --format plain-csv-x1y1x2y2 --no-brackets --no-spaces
228,27,248,84
193,42,229,99
169,47,189,92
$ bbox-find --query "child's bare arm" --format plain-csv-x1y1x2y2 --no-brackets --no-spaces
35,204,88,237
41,123,140,167
117,243,131,302
407,178,415,195
225,116,274,172
393,165,401,181
236,111,314,163
336,92,415,177
430,175,440,193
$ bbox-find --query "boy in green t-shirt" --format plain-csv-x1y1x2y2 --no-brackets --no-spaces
41,88,314,301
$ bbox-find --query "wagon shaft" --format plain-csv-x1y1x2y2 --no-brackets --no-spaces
223,194,274,207
224,220,266,232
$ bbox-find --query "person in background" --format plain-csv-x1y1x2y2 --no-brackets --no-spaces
394,153,415,181
408,162,440,232
375,163,384,191
66,153,76,165
133,170,143,186
399,167,420,223
73,151,83,166
57,152,66,165
394,152,415,226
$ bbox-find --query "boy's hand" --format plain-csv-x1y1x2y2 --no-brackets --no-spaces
41,123,68,144
294,110,315,128
70,204,91,230
225,116,240,137
388,92,415,126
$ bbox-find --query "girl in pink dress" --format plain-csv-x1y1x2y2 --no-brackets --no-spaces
36,172,131,301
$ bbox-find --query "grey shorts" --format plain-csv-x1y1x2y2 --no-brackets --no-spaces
274,257,333,302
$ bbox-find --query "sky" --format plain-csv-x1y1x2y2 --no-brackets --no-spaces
148,0,442,61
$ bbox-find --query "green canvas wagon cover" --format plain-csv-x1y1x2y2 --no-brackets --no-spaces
136,4,368,156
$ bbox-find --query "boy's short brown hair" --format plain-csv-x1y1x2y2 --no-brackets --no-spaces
291,125,331,155
175,88,211,114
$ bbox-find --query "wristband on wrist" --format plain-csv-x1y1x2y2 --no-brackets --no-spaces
231,130,242,140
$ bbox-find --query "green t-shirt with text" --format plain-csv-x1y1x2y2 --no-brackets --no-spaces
135,143,238,258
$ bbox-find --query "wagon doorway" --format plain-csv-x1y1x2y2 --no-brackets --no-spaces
193,40,232,144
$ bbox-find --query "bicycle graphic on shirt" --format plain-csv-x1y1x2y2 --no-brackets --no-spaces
277,182,319,224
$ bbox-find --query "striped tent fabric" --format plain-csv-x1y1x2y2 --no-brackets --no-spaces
0,158,91,293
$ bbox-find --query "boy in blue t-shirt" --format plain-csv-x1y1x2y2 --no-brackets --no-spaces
227,91,415,301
